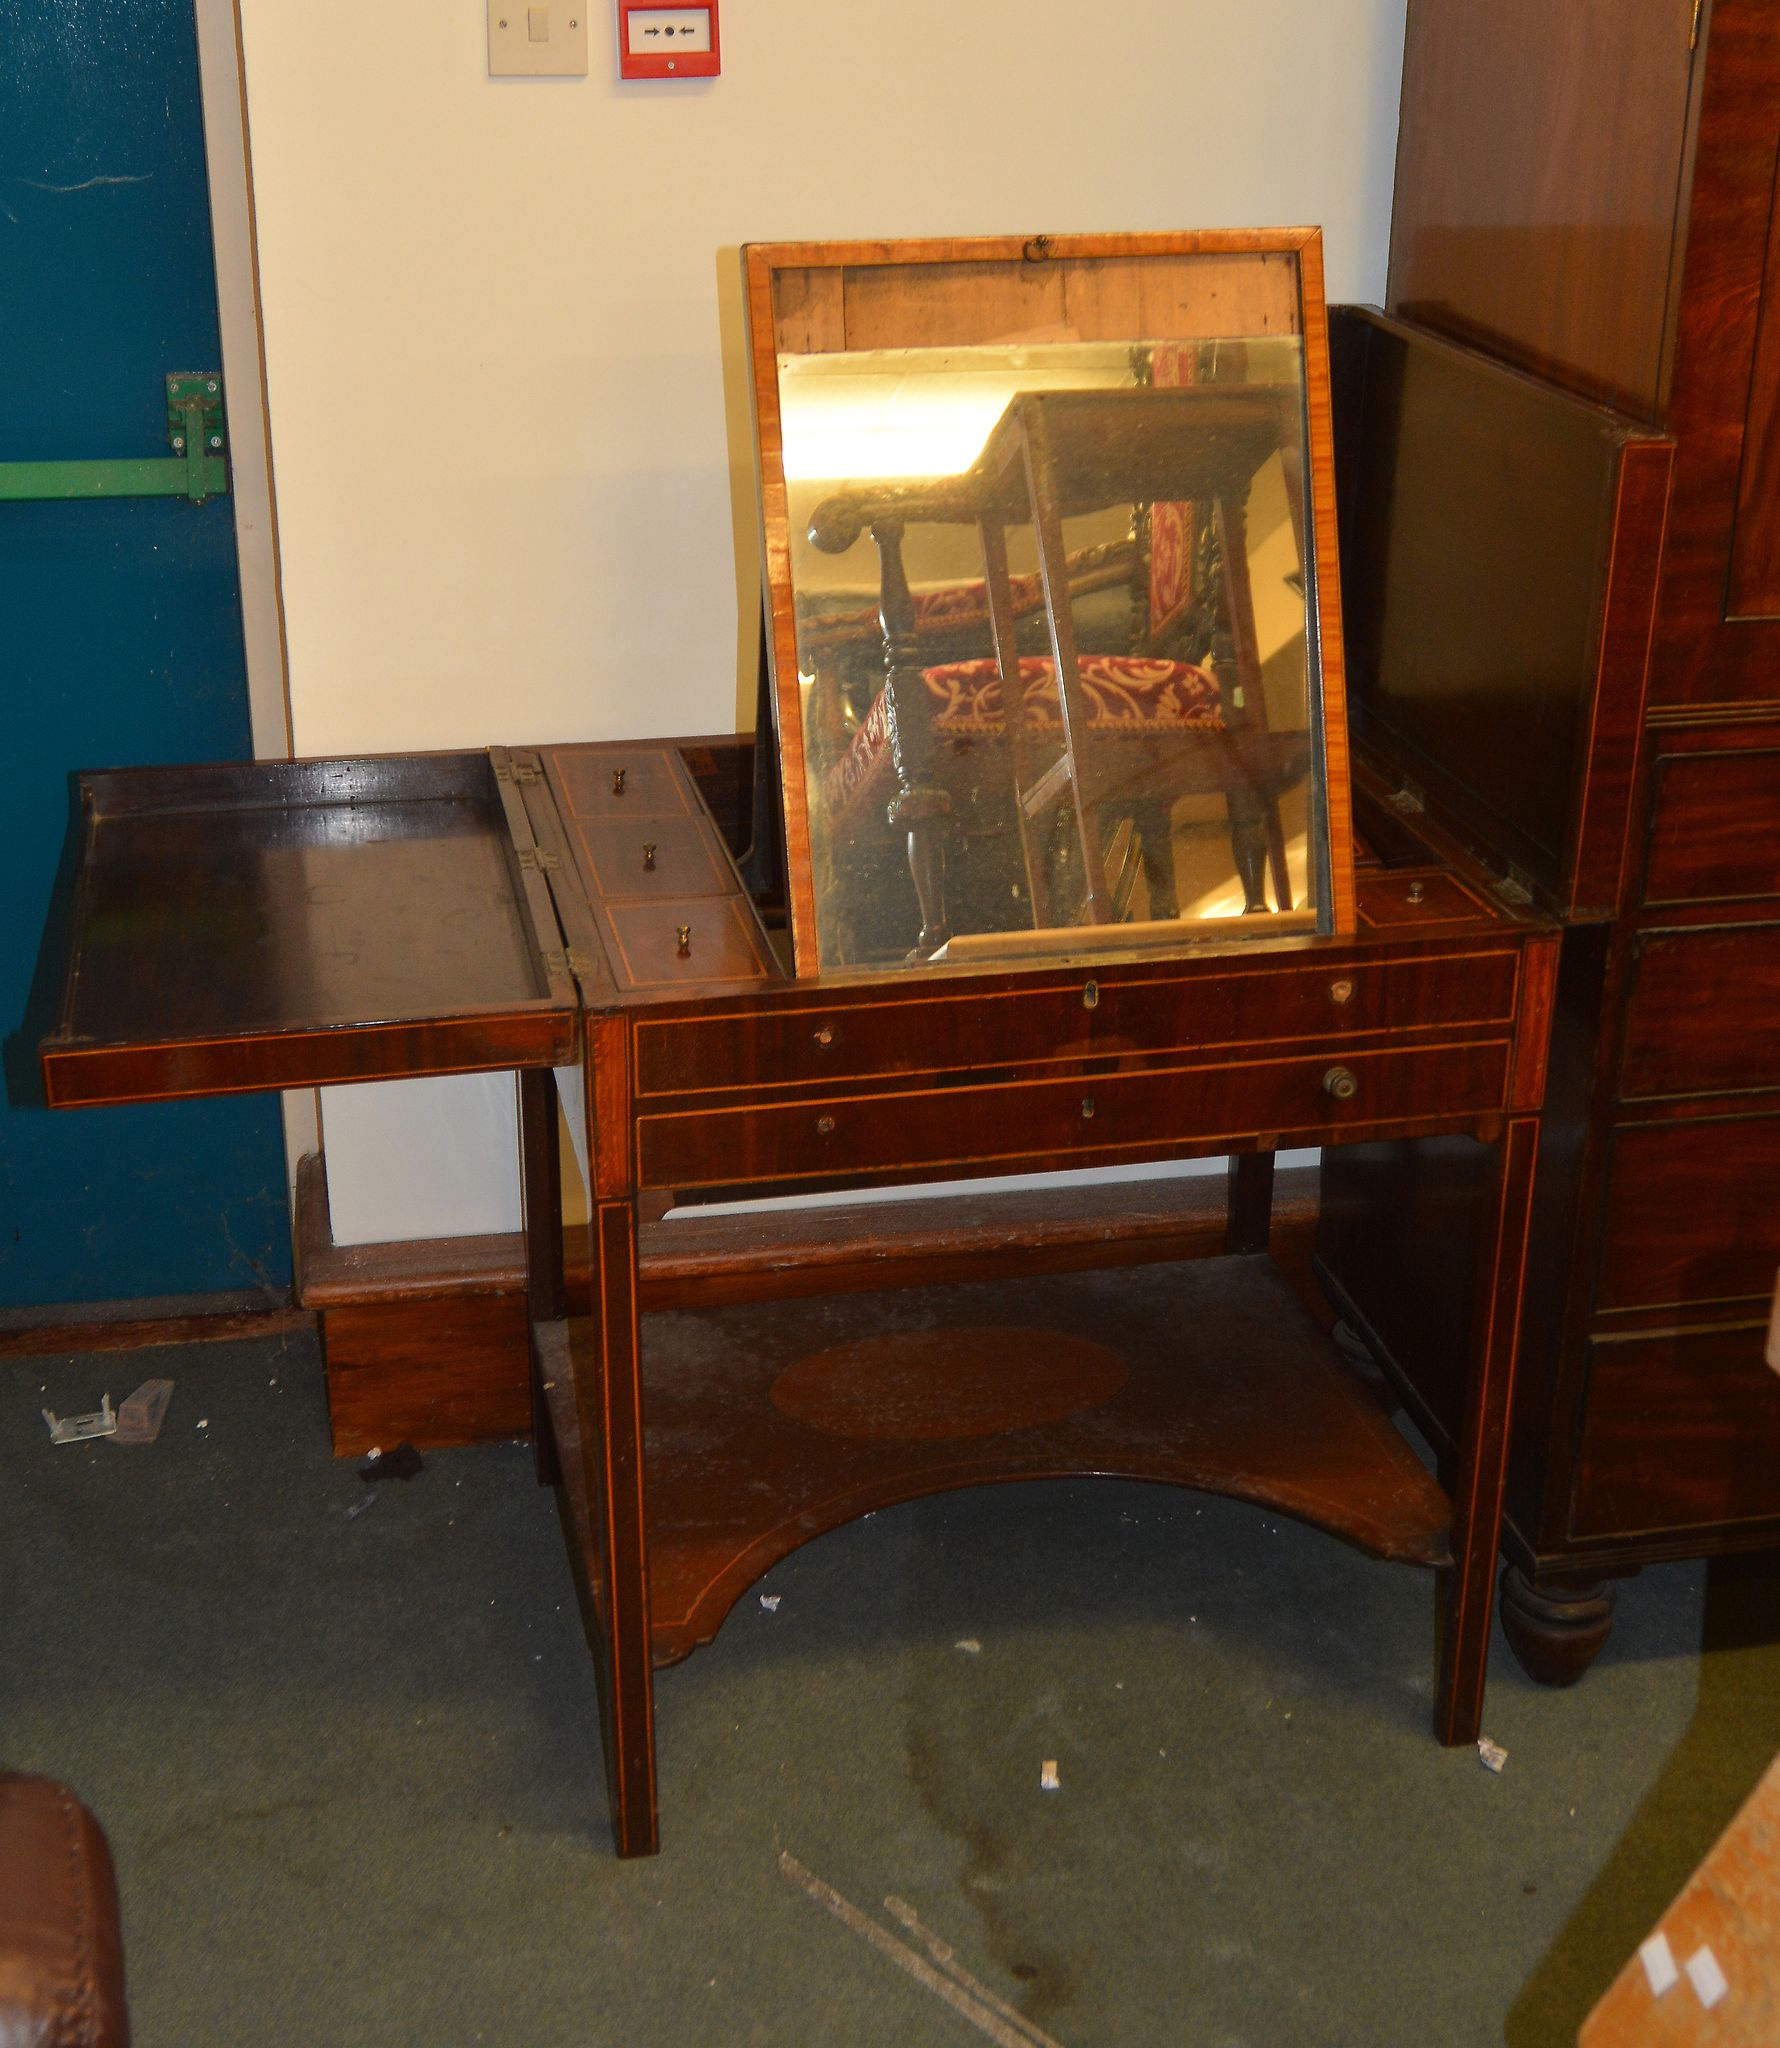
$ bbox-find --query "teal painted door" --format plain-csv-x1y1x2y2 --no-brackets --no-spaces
0,0,292,1309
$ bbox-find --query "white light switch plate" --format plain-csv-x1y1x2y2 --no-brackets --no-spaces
488,0,588,77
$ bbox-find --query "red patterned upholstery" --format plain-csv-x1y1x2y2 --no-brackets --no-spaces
824,655,1223,821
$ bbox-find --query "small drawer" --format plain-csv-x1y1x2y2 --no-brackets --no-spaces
553,747,689,820
637,1039,1510,1190
576,817,729,899
1645,749,1780,905
594,897,775,992
633,948,1521,1099
1597,1115,1780,1312
1572,1321,1780,1540
1620,924,1780,1100
1356,869,1494,928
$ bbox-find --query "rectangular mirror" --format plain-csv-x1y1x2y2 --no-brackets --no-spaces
745,234,1354,976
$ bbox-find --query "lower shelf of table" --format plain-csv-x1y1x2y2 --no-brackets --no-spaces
538,1254,1452,1668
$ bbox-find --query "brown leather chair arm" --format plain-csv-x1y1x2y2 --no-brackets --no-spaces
0,1774,129,2048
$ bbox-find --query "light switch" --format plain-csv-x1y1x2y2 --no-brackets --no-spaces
488,0,588,76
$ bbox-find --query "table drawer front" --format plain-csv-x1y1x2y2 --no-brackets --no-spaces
1597,1115,1780,1313
1644,749,1780,906
1619,925,1780,1100
575,816,729,899
1572,1322,1780,1541
633,949,1520,1099
637,1040,1510,1190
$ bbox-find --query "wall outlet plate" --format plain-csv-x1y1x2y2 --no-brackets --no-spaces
489,1,589,77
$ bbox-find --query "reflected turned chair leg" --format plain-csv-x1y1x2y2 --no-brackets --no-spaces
1436,1115,1541,1745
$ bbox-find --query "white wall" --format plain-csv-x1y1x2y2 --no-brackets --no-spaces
236,0,1408,1244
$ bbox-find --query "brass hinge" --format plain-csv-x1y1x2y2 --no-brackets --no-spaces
517,847,561,873
510,762,541,784
565,948,596,977
541,948,569,978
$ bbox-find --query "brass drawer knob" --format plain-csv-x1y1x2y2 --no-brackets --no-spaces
816,1114,836,1136
1082,979,1100,1010
642,842,656,870
1322,1065,1359,1102
675,923,691,956
1329,977,1355,1005
1082,1096,1096,1120
813,1023,835,1048
612,767,627,795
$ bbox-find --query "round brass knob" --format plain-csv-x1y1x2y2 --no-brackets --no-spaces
816,1114,836,1136
813,1023,835,1048
642,842,656,870
612,767,627,795
1407,880,1425,904
1322,1065,1359,1102
675,923,691,956
1329,977,1355,1005
1082,1096,1096,1120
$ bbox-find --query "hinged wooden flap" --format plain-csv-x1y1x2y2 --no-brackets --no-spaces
39,749,578,1108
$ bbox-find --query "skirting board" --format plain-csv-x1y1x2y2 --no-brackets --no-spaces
296,1152,1322,1457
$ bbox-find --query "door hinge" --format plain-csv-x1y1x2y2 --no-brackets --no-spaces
517,847,561,873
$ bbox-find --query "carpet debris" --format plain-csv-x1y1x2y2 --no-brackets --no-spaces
759,1592,782,1612
360,1442,424,1483
41,1395,116,1444
1477,1737,1508,1774
1040,1760,1060,1791
115,1379,174,1445
956,1638,982,1655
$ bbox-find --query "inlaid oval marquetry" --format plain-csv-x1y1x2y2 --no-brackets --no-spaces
770,1327,1129,1442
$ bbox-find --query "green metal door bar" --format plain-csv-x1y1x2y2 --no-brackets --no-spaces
0,374,228,504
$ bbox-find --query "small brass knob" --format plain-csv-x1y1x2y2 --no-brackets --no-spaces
612,767,627,795
1082,1096,1096,1120
813,1023,835,1048
816,1114,836,1136
1322,1065,1359,1102
642,842,656,870
1407,880,1425,905
1082,979,1100,1010
675,923,691,956
1329,977,1355,1005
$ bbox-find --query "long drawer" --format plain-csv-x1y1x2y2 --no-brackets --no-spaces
633,947,1521,1100
1644,747,1780,906
1596,1114,1780,1313
1572,1321,1780,1541
1619,924,1780,1100
637,1039,1510,1190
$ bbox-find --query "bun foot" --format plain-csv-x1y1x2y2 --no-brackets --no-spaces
1499,1566,1616,1686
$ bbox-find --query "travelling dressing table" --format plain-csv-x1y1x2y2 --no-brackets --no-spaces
38,235,1591,1858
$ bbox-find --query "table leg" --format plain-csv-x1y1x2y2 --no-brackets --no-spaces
519,1068,563,1488
1225,1152,1275,1256
1435,1113,1541,1745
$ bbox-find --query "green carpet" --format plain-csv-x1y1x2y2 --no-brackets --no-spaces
4,1333,1774,2047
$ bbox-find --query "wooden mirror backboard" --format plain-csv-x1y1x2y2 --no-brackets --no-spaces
745,232,1354,978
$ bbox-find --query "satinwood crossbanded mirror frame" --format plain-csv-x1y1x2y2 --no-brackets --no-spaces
744,231,1356,978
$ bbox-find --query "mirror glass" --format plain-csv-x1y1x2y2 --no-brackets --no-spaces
775,334,1325,971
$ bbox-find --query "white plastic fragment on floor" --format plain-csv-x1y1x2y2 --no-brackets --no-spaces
1639,1931,1679,1997
955,1639,982,1655
759,1593,781,1612
1684,1944,1728,2010
1477,1737,1508,1774
1040,1760,1060,1791
41,1395,116,1444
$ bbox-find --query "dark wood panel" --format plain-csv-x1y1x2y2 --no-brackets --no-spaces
1386,0,1698,420
322,1294,532,1457
1651,0,1780,703
0,1293,311,1357
1598,1115,1780,1311
1644,746,1780,902
1620,924,1780,1098
1728,147,1780,614
634,946,1519,1099
638,1041,1511,1192
1573,1322,1780,1539
1331,307,1670,916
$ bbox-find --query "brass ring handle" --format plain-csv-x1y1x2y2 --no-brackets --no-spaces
1322,1065,1359,1102
642,842,656,870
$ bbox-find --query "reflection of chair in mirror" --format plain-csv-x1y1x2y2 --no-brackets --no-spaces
804,371,1308,956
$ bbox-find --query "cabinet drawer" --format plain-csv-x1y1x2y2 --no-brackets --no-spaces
1620,925,1780,1099
575,816,730,899
594,897,776,992
1572,1322,1780,1541
637,1040,1510,1190
633,948,1520,1099
1644,750,1780,905
1597,1115,1780,1312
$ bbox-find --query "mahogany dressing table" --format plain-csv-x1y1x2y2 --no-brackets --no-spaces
34,235,1586,1857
